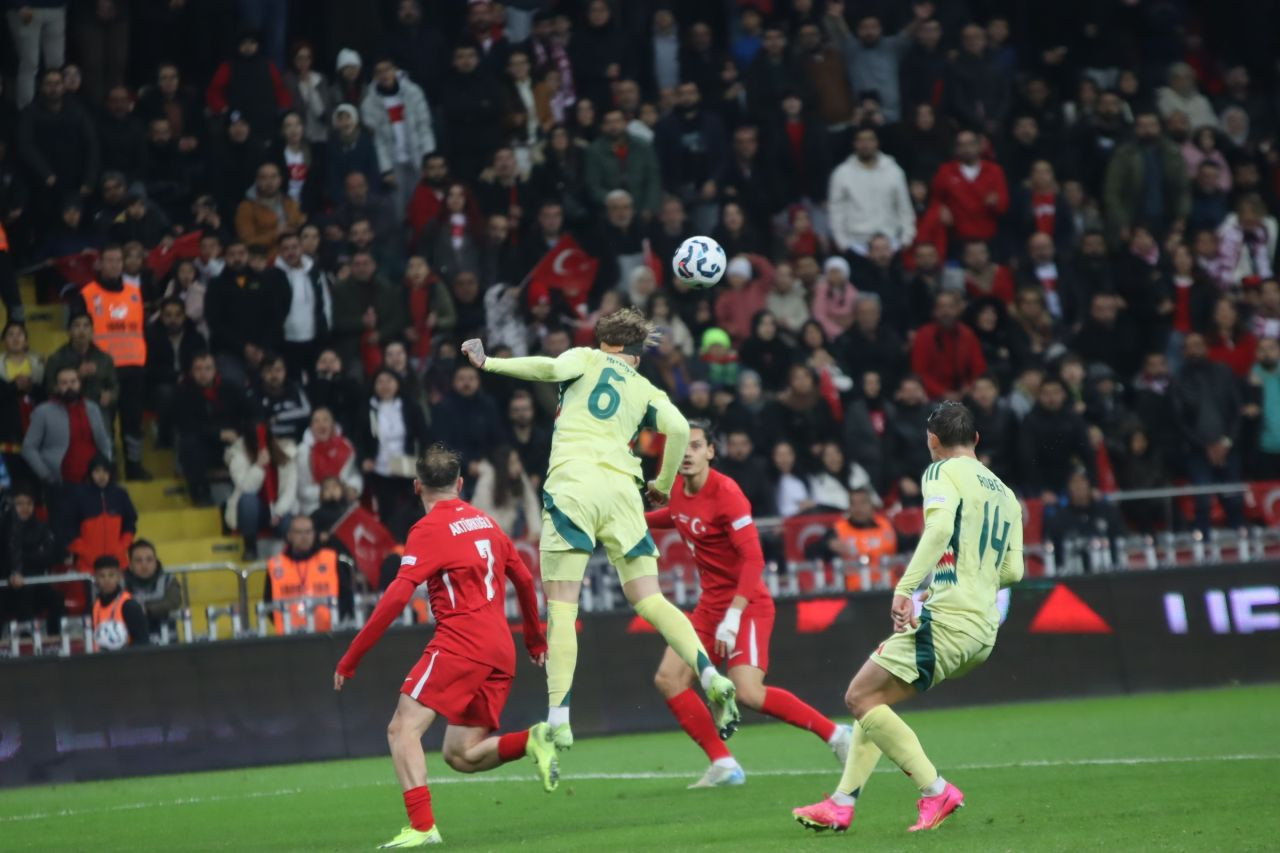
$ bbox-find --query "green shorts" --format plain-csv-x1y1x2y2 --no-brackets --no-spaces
540,468,657,582
869,609,993,692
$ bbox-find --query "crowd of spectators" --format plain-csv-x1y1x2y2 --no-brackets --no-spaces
3,0,1280,632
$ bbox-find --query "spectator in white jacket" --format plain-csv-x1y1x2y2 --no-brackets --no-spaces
1156,63,1218,131
360,59,435,224
296,407,363,515
827,127,915,256
1216,195,1277,288
225,428,299,561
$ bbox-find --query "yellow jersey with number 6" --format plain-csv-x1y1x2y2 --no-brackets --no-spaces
905,456,1024,644
482,348,690,493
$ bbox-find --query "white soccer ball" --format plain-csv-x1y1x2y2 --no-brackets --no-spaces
672,236,727,289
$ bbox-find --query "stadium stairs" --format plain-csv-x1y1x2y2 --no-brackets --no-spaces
5,277,250,637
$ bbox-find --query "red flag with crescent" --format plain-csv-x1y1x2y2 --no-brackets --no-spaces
329,504,398,587
528,234,598,309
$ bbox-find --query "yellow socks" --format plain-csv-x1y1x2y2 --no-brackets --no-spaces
633,593,715,683
858,704,939,793
836,720,883,800
545,599,579,713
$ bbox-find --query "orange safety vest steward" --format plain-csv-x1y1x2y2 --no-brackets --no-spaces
80,280,147,367
93,590,135,650
267,549,339,633
834,515,898,590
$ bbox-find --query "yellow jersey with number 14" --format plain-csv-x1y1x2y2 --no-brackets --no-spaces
482,348,690,493
895,455,1024,644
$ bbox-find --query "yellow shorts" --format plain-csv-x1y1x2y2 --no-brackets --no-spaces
869,609,992,692
540,468,657,583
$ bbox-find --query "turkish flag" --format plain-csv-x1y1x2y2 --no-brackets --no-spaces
329,505,399,587
146,230,204,280
53,250,101,287
528,234,598,309
642,237,664,286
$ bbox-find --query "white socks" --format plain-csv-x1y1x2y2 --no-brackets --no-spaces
699,666,718,692
921,775,947,797
831,791,856,807
547,706,570,727
712,757,739,769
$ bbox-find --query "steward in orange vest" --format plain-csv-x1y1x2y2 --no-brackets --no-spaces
91,555,150,650
0,220,21,323
264,515,342,633
79,277,147,368
833,489,898,590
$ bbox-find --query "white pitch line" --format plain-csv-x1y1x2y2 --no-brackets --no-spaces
2,753,1277,824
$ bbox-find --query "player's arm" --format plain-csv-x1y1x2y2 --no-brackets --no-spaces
648,394,690,499
644,507,675,528
892,468,961,629
504,542,548,664
463,339,589,383
335,537,433,686
716,499,767,656
998,505,1025,588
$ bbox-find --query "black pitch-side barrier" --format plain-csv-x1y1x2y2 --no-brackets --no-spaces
2,563,1276,787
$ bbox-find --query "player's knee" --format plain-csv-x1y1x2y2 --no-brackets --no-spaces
730,678,765,710
653,667,680,697
845,685,878,719
386,717,404,745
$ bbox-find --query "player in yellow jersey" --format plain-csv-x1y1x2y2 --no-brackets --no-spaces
461,308,740,757
792,401,1024,834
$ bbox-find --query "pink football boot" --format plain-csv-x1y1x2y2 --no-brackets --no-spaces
908,781,965,832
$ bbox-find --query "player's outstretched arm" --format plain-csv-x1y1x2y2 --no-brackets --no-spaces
467,341,589,384
649,396,691,498
334,577,416,683
644,507,675,529
505,547,548,664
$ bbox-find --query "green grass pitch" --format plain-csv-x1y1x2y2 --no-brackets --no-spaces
2,684,1275,852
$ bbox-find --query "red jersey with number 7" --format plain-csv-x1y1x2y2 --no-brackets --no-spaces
337,498,545,679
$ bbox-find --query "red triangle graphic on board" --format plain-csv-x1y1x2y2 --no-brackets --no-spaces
796,598,847,634
627,614,658,633
1029,585,1113,634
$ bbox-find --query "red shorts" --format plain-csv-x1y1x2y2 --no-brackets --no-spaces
690,600,775,673
400,648,512,730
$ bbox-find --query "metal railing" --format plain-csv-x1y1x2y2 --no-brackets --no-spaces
4,518,1277,657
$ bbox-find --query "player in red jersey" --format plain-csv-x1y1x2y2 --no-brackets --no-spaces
334,444,554,848
645,421,851,787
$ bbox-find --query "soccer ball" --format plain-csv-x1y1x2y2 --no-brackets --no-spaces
95,620,129,651
672,236,727,289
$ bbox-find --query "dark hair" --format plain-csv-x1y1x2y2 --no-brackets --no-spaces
687,418,714,443
260,350,285,371
93,555,122,571
417,442,462,490
128,538,158,559
160,296,185,313
67,312,92,330
926,401,977,447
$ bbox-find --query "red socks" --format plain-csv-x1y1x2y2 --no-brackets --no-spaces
497,730,530,763
761,687,838,741
667,688,732,762
402,786,433,832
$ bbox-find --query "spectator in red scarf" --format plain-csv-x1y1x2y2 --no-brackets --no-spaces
175,352,246,506
961,240,1015,304
21,365,114,543
297,407,362,515
783,205,827,260
226,421,298,561
1010,159,1076,253
910,291,987,400
406,153,450,250
930,129,1009,249
1206,296,1258,379
403,256,456,365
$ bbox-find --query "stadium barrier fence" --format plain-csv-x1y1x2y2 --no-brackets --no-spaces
2,561,1276,787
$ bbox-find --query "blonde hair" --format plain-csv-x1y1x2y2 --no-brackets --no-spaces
595,307,660,350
